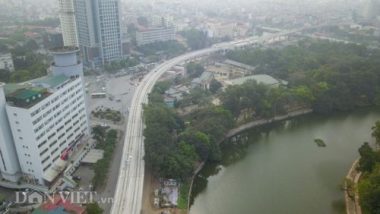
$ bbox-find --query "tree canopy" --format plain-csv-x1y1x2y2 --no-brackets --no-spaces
359,164,380,214
180,29,210,50
144,82,234,179
185,62,204,78
225,40,380,114
372,121,380,146
137,41,186,57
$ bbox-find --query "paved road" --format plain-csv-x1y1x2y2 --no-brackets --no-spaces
226,109,313,138
111,48,221,214
111,21,350,214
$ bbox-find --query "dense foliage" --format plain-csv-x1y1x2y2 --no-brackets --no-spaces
86,203,103,214
185,62,204,78
137,41,186,57
92,108,122,122
104,57,139,72
145,40,380,185
359,165,380,214
143,83,233,179
222,81,291,119
92,127,118,188
226,40,380,114
178,87,211,108
372,121,380,147
357,123,380,214
358,143,380,173
25,18,60,28
0,40,47,83
180,29,211,50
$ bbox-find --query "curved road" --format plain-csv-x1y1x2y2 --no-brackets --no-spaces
110,22,347,214
111,48,217,214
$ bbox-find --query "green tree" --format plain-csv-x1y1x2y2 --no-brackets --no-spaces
92,125,107,143
372,121,380,146
358,142,377,173
185,62,204,78
180,29,210,50
359,164,380,214
138,41,186,56
24,39,39,51
0,69,10,82
291,85,315,106
86,203,103,214
179,129,210,160
209,79,223,93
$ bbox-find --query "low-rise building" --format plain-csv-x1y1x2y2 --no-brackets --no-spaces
191,71,214,90
32,194,85,214
224,60,256,72
136,27,176,46
223,74,288,87
224,74,287,88
164,85,190,108
0,53,15,72
206,60,254,81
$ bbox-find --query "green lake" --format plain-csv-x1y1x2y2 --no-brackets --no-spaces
190,109,380,214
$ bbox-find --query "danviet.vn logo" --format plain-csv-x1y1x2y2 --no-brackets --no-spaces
15,191,114,204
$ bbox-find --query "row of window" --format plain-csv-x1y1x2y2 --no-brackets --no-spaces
43,163,51,172
39,112,87,159
37,108,86,151
35,99,85,141
30,79,81,118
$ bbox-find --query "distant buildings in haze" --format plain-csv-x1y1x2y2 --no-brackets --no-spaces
136,27,176,46
58,0,79,47
74,0,123,68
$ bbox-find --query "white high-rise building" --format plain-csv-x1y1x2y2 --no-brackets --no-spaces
0,84,21,182
74,0,123,67
2,47,89,185
58,0,79,47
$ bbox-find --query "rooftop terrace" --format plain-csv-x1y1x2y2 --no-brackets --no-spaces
4,74,71,109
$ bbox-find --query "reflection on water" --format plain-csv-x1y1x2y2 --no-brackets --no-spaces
190,109,380,214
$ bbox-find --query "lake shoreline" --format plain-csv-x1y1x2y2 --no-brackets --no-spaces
345,158,362,214
186,108,313,213
188,108,380,214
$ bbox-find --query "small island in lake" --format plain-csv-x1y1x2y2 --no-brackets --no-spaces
314,138,326,147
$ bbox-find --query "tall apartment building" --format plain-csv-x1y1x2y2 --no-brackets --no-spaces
74,0,123,67
0,83,21,182
0,47,90,186
136,27,176,46
58,0,79,47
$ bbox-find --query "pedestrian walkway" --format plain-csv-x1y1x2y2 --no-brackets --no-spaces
345,159,362,214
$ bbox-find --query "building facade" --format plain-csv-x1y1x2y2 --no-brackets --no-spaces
58,0,79,47
0,83,21,182
0,47,90,185
74,0,123,67
136,27,176,46
0,53,15,72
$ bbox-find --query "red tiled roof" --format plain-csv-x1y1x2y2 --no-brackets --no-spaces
39,195,85,214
